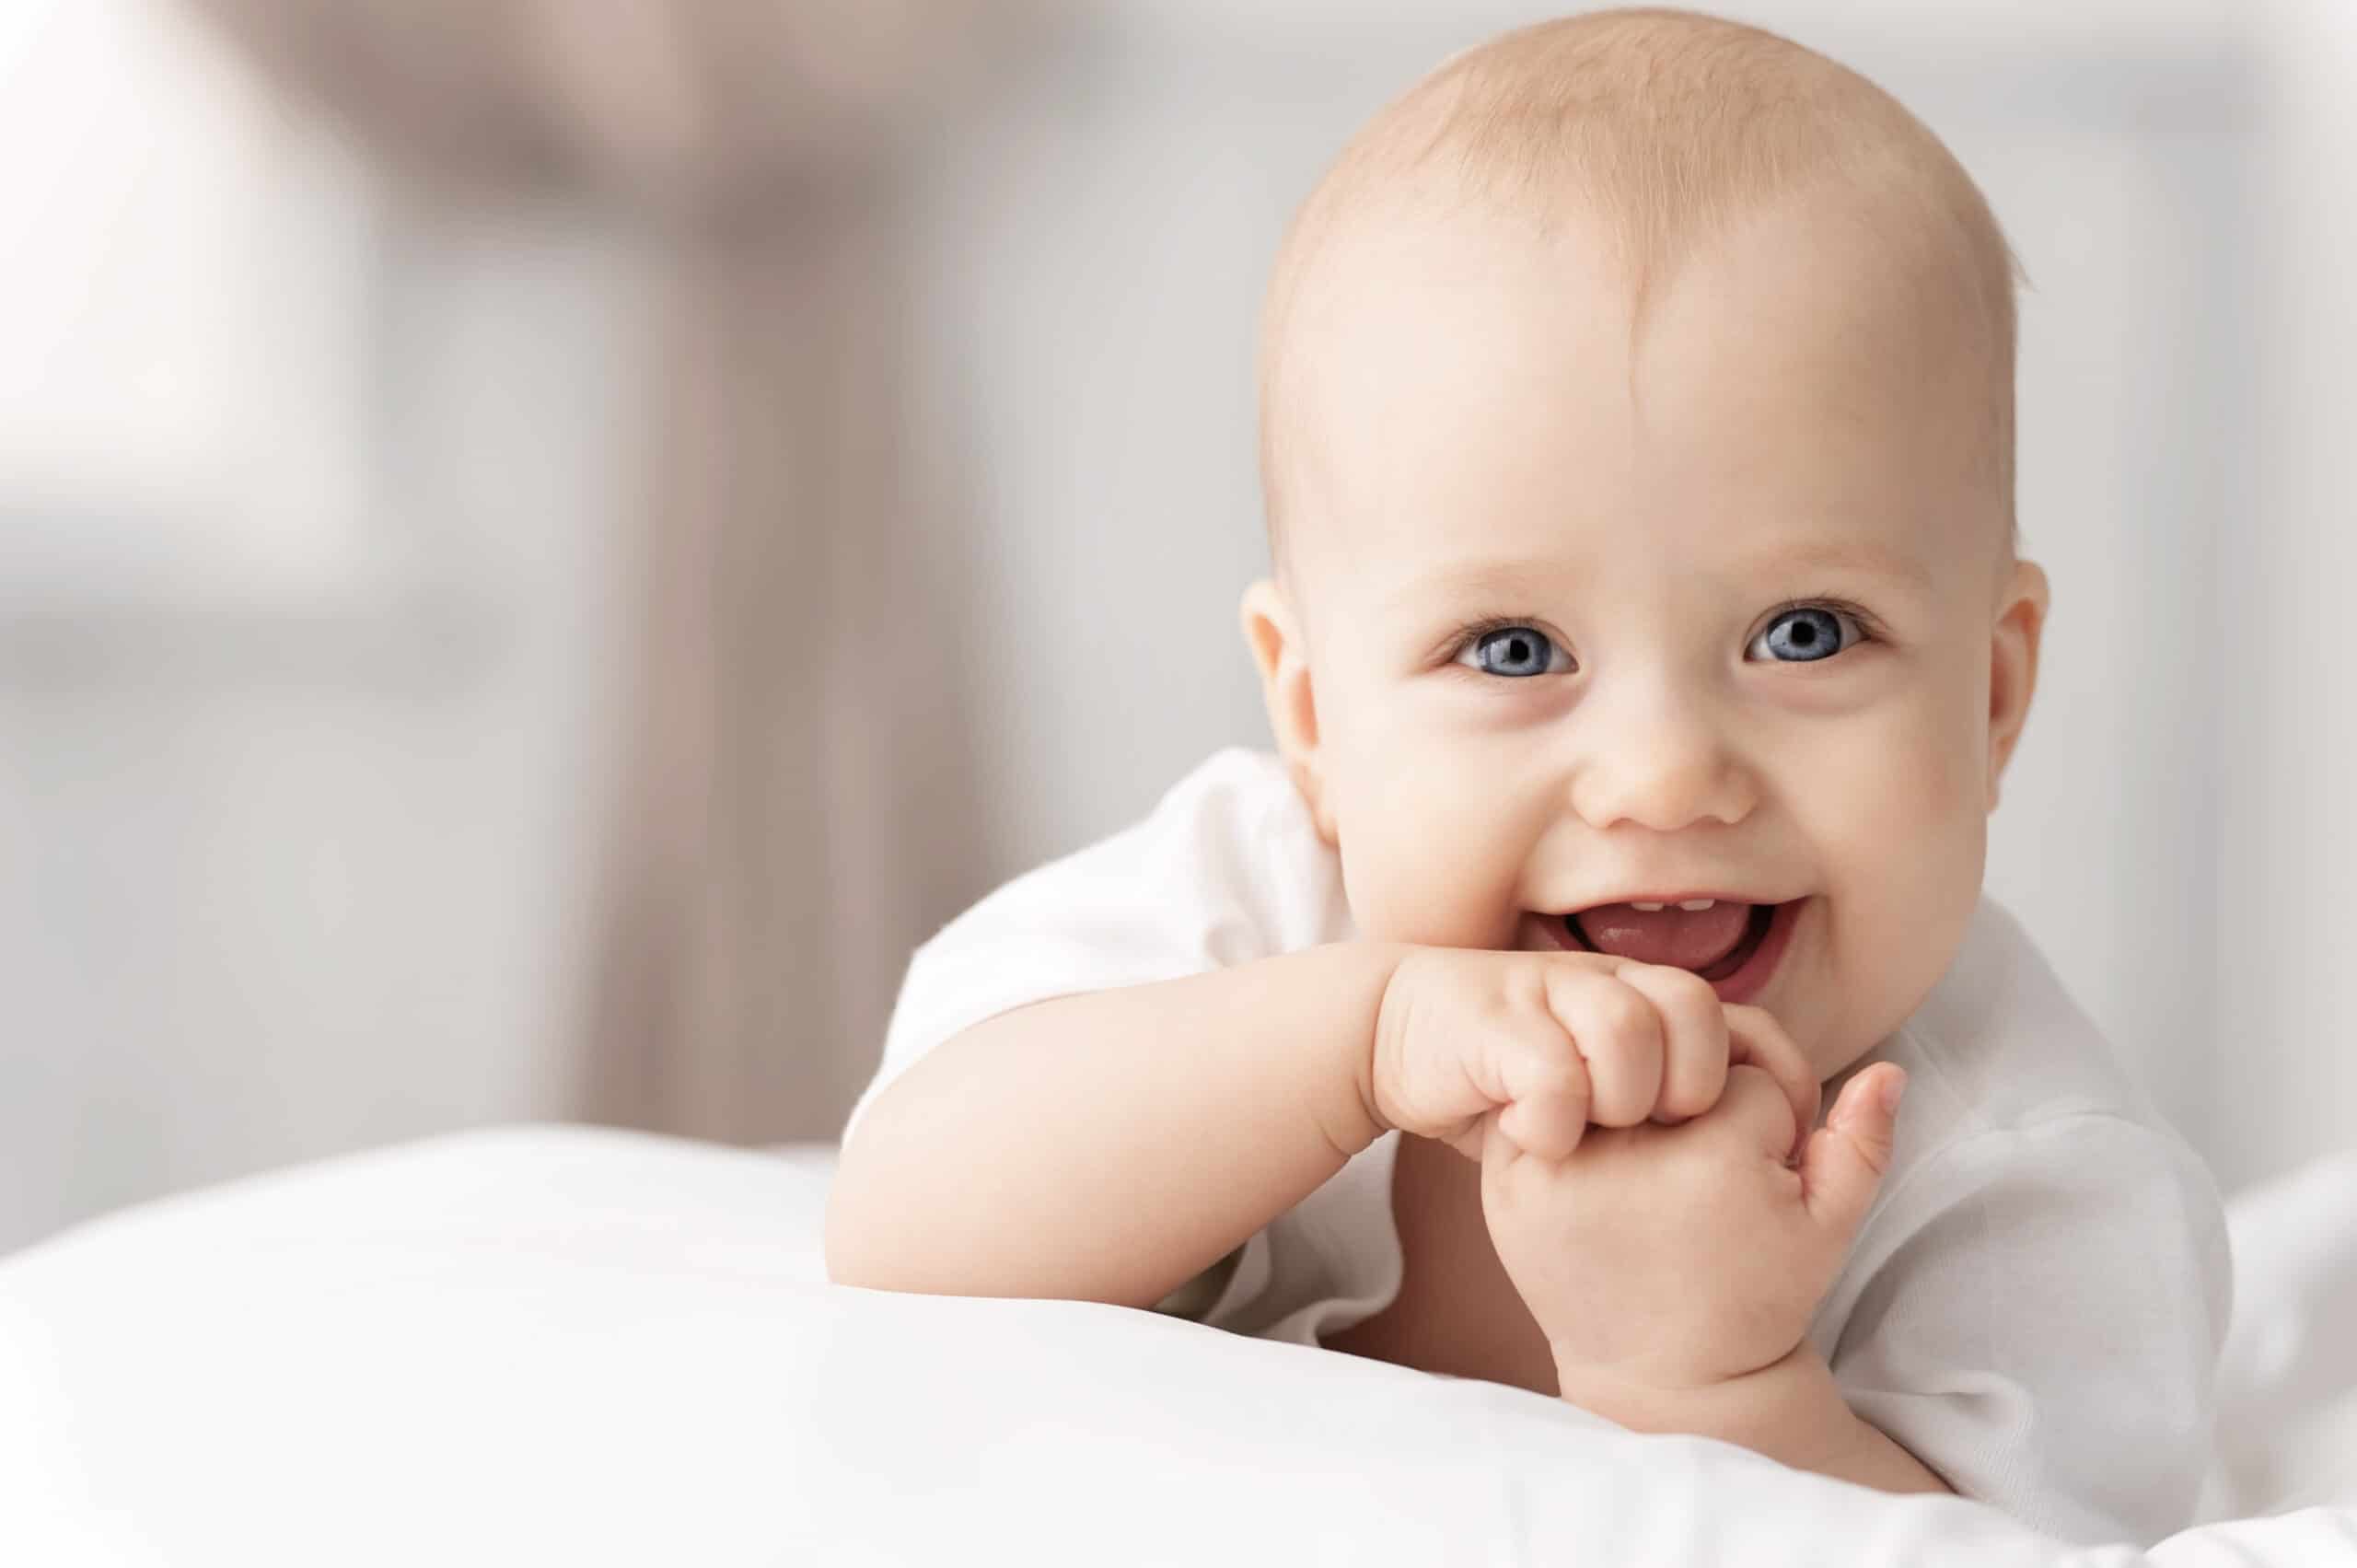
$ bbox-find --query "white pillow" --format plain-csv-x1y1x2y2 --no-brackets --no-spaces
2206,1150,2357,1517
0,1126,2349,1567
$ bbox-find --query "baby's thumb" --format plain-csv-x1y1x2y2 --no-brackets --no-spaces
1801,1064,1906,1239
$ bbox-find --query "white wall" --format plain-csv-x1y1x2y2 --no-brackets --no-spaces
0,0,641,1252
0,215,640,1251
2212,0,2357,1192
2,0,2340,1253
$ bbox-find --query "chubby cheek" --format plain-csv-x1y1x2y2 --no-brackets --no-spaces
1318,693,1550,949
1795,690,1988,1063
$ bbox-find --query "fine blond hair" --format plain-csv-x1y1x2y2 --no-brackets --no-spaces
1259,8,2024,570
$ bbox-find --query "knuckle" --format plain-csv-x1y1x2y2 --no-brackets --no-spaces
1503,956,1553,1013
1527,1050,1585,1099
1650,964,1721,1016
1659,1064,1723,1116
1589,982,1658,1046
1621,967,1720,1052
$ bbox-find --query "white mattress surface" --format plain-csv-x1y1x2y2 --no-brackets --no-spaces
1,1126,2351,1566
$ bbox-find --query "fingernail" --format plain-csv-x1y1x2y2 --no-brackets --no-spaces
1878,1068,1909,1116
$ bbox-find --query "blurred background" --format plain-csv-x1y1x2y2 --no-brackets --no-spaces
0,0,2348,1255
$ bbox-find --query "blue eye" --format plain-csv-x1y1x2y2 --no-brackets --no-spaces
1747,606,1857,663
1458,625,1567,678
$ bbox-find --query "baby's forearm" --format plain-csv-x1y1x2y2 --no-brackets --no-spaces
1554,1347,1953,1497
825,942,1406,1308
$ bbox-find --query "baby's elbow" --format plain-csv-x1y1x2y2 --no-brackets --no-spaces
821,1140,908,1291
822,1228,893,1292
820,1197,871,1289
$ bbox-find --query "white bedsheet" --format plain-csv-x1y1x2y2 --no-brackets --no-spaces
0,1126,2349,1566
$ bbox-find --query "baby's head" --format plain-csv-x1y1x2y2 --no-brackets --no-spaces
1242,8,2049,1082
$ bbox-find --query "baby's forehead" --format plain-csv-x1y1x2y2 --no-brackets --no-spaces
1259,13,2018,578
1273,142,2000,436
1278,195,2000,559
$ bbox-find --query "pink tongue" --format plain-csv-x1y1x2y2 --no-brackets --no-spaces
1574,901,1752,971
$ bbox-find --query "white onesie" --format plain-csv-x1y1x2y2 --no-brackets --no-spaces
843,748,2231,1546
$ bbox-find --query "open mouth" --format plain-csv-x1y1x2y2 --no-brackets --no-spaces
1544,898,1798,1005
1564,900,1772,979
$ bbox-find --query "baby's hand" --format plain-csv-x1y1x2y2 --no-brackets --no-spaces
1482,1038,1908,1396
1368,949,1817,1164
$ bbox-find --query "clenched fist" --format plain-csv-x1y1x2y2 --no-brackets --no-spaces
1367,947,1818,1163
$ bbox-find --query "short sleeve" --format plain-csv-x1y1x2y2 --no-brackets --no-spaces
838,748,1400,1343
841,749,1350,1144
1821,1113,2233,1546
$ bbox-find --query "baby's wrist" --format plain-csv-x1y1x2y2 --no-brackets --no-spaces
1552,1343,1855,1469
1308,939,1422,1153
1358,939,1429,1135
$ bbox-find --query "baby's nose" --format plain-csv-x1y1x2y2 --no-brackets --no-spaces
1563,686,1757,832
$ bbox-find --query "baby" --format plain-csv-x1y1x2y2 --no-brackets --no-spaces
827,8,2228,1546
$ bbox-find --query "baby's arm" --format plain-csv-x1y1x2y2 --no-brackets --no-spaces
827,943,1804,1314
825,943,1403,1308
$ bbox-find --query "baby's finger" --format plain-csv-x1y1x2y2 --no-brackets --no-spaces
1716,1062,1804,1159
1721,1005,1820,1159
1613,964,1728,1121
1479,1106,1542,1199
1802,1065,1907,1238
1541,966,1665,1127
1493,1030,1589,1161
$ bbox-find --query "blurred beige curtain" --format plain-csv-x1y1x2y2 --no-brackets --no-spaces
185,0,1006,1141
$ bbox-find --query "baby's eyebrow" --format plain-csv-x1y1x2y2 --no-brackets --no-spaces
1381,561,1551,607
1370,560,1571,624
1376,541,1933,612
1736,540,1936,596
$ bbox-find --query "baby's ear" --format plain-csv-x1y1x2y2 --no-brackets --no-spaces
1239,580,1337,842
1985,558,2050,811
